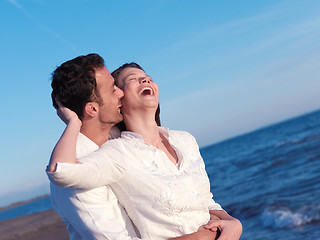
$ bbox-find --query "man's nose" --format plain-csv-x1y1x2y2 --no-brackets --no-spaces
117,86,124,98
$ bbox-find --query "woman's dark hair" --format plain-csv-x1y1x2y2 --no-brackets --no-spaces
111,62,161,131
111,62,144,86
51,53,104,119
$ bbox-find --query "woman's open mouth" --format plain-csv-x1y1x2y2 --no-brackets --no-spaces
138,86,154,96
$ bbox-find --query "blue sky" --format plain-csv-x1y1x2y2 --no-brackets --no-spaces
0,0,319,207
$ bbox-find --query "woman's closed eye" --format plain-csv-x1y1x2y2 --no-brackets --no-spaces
127,78,137,82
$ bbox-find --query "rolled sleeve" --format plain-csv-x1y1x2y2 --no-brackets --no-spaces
47,142,130,190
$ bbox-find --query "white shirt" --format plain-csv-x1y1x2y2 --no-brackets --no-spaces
50,133,140,240
48,128,223,240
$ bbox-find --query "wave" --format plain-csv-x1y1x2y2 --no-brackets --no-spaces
260,204,320,229
275,133,320,148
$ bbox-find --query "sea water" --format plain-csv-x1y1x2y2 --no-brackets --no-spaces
202,110,320,239
0,197,51,222
1,110,319,239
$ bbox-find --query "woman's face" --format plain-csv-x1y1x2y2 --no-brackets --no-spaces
116,67,159,114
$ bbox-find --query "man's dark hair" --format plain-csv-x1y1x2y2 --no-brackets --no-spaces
51,53,105,119
111,62,161,130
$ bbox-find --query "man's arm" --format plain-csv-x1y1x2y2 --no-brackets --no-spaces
169,228,218,240
51,184,144,240
168,211,222,240
204,210,242,240
53,184,220,240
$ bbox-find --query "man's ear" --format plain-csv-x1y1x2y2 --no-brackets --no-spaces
84,102,99,118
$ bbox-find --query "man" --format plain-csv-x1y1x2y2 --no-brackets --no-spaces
49,53,219,240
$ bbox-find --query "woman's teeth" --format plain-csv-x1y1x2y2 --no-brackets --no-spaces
138,87,154,95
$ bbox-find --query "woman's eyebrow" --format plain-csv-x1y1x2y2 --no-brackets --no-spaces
125,73,149,81
125,74,137,80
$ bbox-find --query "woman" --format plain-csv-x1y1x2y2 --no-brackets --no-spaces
47,63,242,239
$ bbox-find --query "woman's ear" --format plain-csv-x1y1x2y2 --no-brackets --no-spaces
84,102,99,118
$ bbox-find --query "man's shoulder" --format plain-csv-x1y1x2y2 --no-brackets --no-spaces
100,137,126,148
76,133,99,158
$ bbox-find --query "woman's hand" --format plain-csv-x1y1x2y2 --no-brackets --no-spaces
203,218,242,240
198,224,218,233
56,99,81,126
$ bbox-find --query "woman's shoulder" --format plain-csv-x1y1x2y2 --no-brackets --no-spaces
167,128,196,142
162,128,200,152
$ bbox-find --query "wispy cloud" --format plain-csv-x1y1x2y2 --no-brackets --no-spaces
0,179,49,207
6,0,80,54
0,179,48,197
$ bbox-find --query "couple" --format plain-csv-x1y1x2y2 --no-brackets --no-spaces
47,54,242,240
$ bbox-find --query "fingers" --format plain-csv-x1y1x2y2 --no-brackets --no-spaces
210,214,221,221
204,220,223,230
210,227,218,232
199,224,218,232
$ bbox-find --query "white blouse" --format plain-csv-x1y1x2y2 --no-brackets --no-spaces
48,127,223,240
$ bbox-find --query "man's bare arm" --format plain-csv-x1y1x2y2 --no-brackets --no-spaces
169,228,218,240
204,210,242,240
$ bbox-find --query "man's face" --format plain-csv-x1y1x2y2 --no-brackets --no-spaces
117,67,159,114
95,66,124,124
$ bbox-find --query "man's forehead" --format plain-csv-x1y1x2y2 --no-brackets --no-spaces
95,66,114,85
95,66,108,75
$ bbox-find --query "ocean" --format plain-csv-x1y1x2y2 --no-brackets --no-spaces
202,110,320,239
1,110,319,239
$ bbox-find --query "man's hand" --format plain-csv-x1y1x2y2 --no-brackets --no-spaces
169,227,218,240
203,218,242,240
210,212,221,221
196,228,219,240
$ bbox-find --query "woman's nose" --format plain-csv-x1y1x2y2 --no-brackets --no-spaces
140,77,150,83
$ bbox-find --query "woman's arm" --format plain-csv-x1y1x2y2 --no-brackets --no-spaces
47,101,81,173
46,103,129,189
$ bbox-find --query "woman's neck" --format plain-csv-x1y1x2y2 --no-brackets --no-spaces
123,110,161,146
123,109,178,165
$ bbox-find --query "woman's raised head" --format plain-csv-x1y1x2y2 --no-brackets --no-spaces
111,63,161,128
